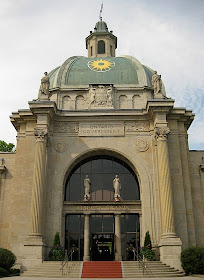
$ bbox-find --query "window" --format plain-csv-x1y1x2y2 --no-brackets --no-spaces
65,155,140,201
98,40,105,54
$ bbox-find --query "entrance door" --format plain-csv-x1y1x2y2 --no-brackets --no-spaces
90,215,114,261
92,233,114,261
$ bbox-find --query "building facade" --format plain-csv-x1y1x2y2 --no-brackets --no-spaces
0,19,204,271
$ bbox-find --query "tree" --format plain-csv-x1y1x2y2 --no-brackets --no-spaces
0,140,15,152
144,230,152,250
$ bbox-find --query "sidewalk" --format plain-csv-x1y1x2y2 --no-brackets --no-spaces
7,276,204,280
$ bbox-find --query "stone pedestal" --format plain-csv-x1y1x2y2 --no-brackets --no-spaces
84,214,90,261
22,236,45,270
159,236,182,271
115,214,122,261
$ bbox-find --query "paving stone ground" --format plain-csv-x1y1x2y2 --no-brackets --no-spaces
7,277,204,280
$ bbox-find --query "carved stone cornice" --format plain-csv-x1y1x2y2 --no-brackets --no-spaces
154,127,170,141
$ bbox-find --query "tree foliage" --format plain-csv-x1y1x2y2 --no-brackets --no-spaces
0,140,15,152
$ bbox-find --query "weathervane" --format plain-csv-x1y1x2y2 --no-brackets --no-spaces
99,3,103,20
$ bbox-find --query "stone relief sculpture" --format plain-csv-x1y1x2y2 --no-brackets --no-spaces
88,85,113,108
152,71,163,98
113,175,121,202
39,72,50,99
84,175,91,201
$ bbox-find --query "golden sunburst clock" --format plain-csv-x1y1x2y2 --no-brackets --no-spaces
88,59,115,72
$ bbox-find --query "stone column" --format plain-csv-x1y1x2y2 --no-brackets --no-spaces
155,127,182,270
84,214,90,261
23,128,47,268
29,129,47,236
115,214,122,261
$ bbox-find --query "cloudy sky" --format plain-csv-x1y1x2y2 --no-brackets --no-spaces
0,0,204,149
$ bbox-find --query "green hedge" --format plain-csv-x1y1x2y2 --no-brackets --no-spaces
181,247,204,275
0,267,9,277
0,248,16,271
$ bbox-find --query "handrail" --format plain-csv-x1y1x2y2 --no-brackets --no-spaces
132,248,154,277
60,249,75,275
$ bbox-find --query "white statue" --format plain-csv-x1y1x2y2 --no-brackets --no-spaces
113,175,121,201
84,175,91,201
39,72,50,99
152,71,162,96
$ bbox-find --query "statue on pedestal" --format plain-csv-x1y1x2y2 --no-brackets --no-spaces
39,72,50,99
84,175,91,201
113,175,121,202
152,71,162,97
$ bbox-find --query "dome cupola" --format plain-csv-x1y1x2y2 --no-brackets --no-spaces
86,17,117,58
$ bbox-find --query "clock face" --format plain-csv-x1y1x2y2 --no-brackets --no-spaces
88,59,115,72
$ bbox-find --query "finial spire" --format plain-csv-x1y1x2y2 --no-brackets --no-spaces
99,3,103,20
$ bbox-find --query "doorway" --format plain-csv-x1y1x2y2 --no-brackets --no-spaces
92,233,114,261
90,215,114,261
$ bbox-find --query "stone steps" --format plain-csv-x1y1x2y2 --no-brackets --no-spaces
21,260,185,278
122,261,185,278
21,261,82,278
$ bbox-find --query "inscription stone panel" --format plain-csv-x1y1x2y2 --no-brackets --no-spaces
79,123,124,137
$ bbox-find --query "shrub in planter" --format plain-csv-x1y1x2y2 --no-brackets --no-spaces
140,231,155,261
49,232,64,261
0,267,9,277
9,268,20,275
0,248,16,271
181,247,204,275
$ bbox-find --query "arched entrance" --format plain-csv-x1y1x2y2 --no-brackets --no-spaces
63,153,141,261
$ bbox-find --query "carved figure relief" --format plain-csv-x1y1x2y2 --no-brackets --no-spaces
54,122,79,133
125,122,150,132
88,85,113,108
136,139,149,152
54,140,68,153
113,175,121,201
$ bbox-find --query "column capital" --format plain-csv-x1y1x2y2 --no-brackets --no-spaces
34,128,48,142
155,127,170,141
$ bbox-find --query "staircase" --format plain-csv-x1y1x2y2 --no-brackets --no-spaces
20,260,185,278
122,261,185,278
81,261,123,278
20,261,82,278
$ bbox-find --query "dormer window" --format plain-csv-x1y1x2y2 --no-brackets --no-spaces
98,40,105,54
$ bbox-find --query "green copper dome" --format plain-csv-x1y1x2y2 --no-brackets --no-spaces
48,55,166,95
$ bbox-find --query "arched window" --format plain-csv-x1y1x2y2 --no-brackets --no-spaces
98,40,105,54
62,96,71,110
119,95,127,109
132,95,141,109
76,95,84,110
65,155,140,201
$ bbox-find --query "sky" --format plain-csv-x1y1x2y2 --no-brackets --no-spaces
0,0,204,150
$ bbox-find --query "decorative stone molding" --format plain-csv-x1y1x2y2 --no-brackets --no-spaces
88,85,114,109
154,127,170,141
0,158,6,181
125,122,150,132
54,140,68,153
136,139,149,152
54,122,79,133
